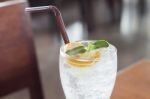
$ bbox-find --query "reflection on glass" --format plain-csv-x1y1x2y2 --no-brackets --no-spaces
120,0,140,42
61,21,88,44
66,21,88,41
144,0,150,36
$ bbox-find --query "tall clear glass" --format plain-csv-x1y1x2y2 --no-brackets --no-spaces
59,41,117,99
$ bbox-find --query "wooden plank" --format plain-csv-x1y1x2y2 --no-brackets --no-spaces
111,60,150,99
0,1,44,99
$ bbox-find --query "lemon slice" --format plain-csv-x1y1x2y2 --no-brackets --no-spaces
66,50,101,68
64,41,83,52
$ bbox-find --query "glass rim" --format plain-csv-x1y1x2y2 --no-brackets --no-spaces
60,40,117,61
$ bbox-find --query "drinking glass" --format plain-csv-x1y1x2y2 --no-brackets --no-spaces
59,41,117,99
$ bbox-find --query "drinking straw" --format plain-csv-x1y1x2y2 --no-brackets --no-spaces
25,5,70,44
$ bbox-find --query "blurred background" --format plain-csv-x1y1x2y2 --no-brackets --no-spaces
0,0,150,99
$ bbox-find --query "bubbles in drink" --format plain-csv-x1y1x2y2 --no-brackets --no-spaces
59,42,117,99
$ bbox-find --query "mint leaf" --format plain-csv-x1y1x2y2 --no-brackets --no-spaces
66,46,87,56
87,40,109,51
87,42,95,51
66,40,109,56
93,40,109,49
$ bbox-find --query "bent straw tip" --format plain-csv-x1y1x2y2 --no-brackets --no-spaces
25,7,36,12
25,8,30,12
25,6,50,12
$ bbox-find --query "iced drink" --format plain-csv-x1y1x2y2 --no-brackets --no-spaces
59,40,117,99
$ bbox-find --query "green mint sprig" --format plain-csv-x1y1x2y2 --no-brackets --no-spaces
87,40,109,51
66,46,86,56
66,40,109,56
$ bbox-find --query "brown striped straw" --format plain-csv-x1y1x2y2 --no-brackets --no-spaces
25,5,70,44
